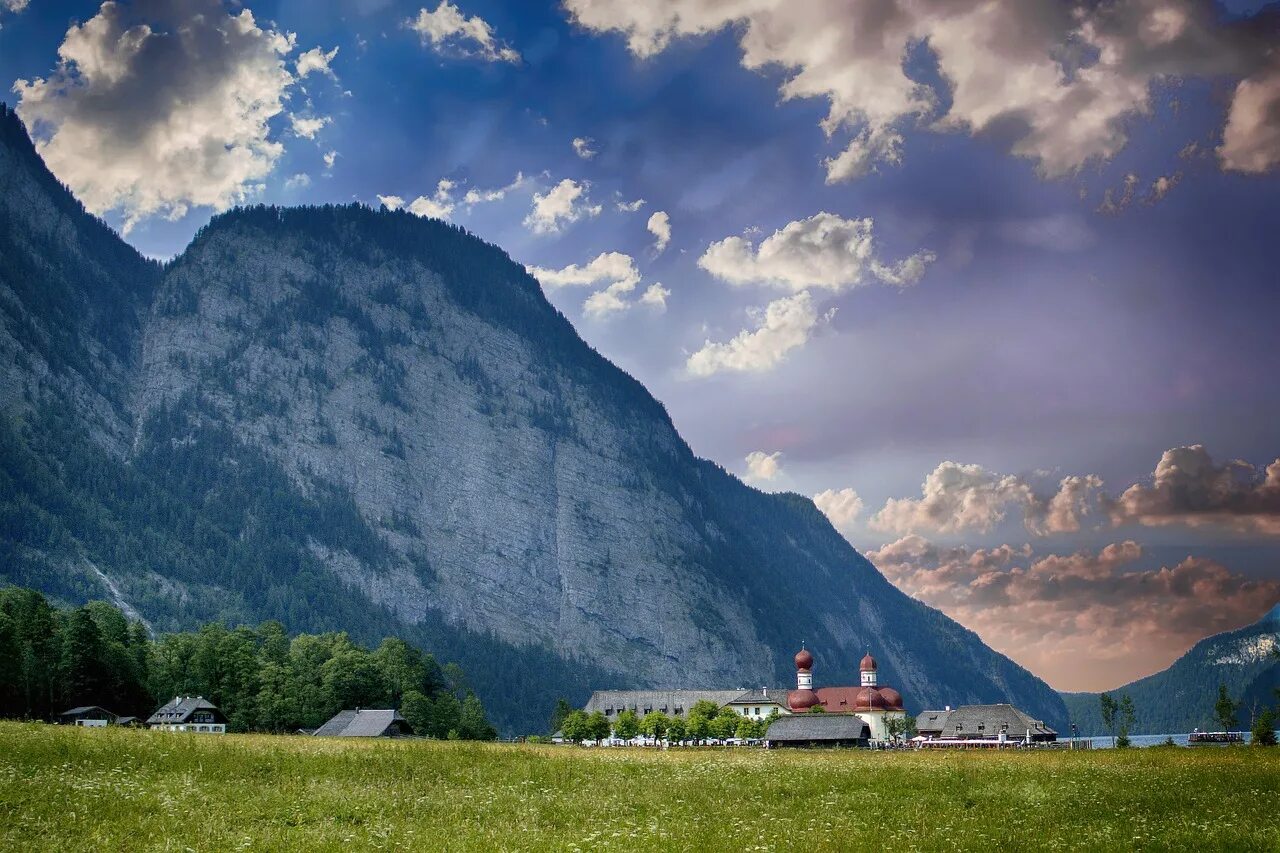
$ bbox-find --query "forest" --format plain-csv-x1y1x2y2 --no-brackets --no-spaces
0,586,496,739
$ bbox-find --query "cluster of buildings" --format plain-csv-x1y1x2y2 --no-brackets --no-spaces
583,644,1058,749
57,699,412,738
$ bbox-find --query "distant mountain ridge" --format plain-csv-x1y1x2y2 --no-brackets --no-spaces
0,104,1068,733
1062,606,1280,736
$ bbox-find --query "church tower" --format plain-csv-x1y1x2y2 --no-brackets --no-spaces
860,652,878,687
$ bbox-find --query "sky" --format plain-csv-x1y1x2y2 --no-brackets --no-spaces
2,0,1279,692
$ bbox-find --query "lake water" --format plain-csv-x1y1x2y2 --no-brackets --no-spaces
1066,731,1278,748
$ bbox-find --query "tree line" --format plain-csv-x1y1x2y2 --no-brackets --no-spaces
1098,669,1279,747
0,586,495,739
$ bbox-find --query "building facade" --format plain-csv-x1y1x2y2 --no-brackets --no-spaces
916,704,1057,743
145,697,228,733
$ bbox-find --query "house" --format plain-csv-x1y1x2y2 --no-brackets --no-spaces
583,690,748,722
765,713,870,748
313,709,413,737
725,688,791,721
146,697,228,733
57,706,118,727
916,704,1057,743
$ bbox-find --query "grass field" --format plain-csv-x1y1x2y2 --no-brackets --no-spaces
2,723,1279,851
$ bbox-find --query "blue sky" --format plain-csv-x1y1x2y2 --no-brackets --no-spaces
3,0,1279,690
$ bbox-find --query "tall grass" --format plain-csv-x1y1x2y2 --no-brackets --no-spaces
2,722,1278,851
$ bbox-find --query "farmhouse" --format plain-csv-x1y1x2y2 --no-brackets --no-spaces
146,697,228,733
57,706,118,727
765,713,870,748
314,709,413,738
725,687,790,721
916,704,1057,743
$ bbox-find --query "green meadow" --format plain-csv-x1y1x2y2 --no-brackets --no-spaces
2,722,1278,851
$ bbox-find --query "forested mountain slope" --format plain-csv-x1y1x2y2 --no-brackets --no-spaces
0,104,1068,733
1062,603,1280,736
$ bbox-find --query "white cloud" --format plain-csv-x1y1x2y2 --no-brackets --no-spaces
296,45,339,79
616,197,646,213
572,136,597,159
639,282,670,310
462,171,526,205
13,0,305,231
647,210,671,254
2,0,30,15
405,1,520,63
564,0,1280,180
524,178,602,234
381,181,457,219
814,488,864,536
284,173,311,190
744,450,783,483
687,291,832,377
527,251,639,291
290,114,331,139
1098,172,1140,214
698,212,934,292
582,283,636,318
871,461,1036,535
1219,58,1280,174
406,179,456,219
323,150,337,169
824,127,903,184
528,251,660,319
1147,172,1182,203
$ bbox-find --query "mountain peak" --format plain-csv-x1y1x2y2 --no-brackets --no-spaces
1261,600,1280,625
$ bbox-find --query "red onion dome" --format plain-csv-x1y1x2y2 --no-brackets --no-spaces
794,648,814,671
855,686,890,710
860,653,877,672
878,687,904,710
788,689,820,711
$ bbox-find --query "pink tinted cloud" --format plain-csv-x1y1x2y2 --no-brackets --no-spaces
868,535,1280,691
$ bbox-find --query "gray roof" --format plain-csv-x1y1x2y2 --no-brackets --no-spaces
146,697,225,725
916,704,1057,738
727,688,791,706
60,706,116,718
584,690,747,718
766,714,870,742
313,709,411,737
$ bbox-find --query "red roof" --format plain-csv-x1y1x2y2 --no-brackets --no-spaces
794,648,814,671
811,685,904,712
788,688,820,710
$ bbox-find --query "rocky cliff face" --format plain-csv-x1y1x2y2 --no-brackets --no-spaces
0,106,1069,732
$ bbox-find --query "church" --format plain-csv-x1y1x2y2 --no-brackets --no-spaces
780,646,907,742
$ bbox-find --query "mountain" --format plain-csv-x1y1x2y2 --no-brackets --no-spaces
0,104,1068,734
1062,604,1280,736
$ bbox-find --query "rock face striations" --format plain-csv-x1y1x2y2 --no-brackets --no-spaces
0,105,1068,733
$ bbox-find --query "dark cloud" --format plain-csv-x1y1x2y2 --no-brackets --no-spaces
1113,444,1280,535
